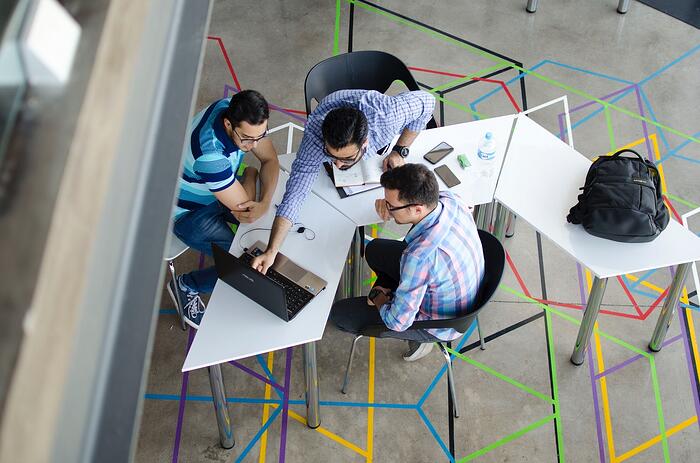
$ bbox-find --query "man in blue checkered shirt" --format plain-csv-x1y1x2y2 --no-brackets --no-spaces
250,89,435,273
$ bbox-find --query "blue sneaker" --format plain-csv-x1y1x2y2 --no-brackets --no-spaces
167,276,206,329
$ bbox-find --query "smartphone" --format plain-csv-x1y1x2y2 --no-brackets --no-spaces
423,141,454,164
434,164,461,188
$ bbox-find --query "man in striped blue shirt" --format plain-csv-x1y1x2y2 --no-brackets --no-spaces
168,90,279,328
250,89,435,274
330,164,485,361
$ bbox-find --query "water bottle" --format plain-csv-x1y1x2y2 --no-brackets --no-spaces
477,132,497,160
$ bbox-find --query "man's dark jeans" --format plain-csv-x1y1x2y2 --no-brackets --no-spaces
329,238,440,342
173,201,237,293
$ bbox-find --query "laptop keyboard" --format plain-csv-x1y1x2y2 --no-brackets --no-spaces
240,252,314,317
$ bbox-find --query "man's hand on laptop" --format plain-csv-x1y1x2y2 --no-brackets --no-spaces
250,249,277,275
375,198,392,222
231,200,270,224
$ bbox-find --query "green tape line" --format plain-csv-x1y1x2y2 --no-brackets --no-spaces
666,193,700,209
446,347,554,404
334,0,341,55
605,106,615,151
500,284,651,358
347,0,700,145
649,357,670,462
458,414,556,462
545,310,565,462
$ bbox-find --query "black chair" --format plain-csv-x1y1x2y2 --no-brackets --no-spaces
304,50,438,129
340,230,505,418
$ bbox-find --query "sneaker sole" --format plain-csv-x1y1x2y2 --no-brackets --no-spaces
166,281,199,330
403,343,434,362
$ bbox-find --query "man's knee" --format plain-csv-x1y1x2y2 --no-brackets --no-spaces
365,238,388,269
329,297,365,334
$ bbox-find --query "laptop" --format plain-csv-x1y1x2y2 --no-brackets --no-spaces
212,241,327,322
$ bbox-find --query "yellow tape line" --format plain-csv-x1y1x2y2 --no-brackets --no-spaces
615,415,697,462
258,351,275,463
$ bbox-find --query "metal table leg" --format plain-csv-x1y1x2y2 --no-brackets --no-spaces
303,342,321,428
526,0,538,13
571,276,608,365
505,213,516,238
492,203,509,241
208,364,234,448
617,0,630,14
352,227,363,297
649,262,692,352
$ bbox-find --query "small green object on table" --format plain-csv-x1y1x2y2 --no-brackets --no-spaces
457,154,470,169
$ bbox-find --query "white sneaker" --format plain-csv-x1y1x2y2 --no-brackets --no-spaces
402,341,434,362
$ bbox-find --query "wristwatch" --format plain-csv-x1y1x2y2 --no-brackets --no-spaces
392,144,409,158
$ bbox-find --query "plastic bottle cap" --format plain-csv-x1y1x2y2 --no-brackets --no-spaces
485,132,493,139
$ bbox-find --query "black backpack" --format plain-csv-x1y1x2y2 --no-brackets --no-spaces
566,149,669,243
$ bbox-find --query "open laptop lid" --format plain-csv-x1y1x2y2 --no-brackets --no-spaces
211,244,289,321
247,241,327,296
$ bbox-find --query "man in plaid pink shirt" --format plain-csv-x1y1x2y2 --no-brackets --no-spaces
330,163,485,361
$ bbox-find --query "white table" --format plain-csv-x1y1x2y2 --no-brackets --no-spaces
278,114,517,226
494,114,700,365
182,170,356,446
278,115,518,296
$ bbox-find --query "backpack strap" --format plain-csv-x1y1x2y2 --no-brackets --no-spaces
610,148,645,161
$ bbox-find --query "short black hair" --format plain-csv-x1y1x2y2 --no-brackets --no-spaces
321,107,368,149
380,163,439,207
223,90,269,127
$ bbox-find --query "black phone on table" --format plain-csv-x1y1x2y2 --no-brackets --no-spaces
434,164,461,188
423,142,454,164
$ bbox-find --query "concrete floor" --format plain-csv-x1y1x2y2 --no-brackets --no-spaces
136,1,700,462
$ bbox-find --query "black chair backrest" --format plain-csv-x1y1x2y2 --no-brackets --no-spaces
359,230,505,338
304,50,437,129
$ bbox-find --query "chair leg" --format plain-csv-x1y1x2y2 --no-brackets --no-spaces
168,259,187,331
437,343,459,418
476,316,485,350
341,335,363,394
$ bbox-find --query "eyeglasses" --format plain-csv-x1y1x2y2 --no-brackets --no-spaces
234,127,268,145
385,199,419,213
325,144,366,170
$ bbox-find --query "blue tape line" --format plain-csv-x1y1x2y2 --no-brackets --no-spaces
417,407,455,463
669,154,700,165
630,287,666,300
638,43,700,86
256,354,285,400
144,393,284,405
569,87,636,132
145,393,419,410
317,400,416,409
627,269,659,290
417,322,475,408
543,60,634,85
656,141,693,164
235,406,283,463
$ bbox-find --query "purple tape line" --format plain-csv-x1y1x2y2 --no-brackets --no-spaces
172,328,196,463
229,359,284,392
556,85,634,142
594,335,682,380
577,262,607,463
278,347,293,463
670,263,700,431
